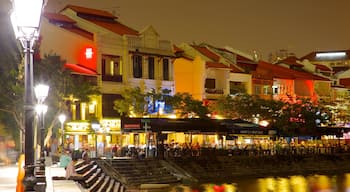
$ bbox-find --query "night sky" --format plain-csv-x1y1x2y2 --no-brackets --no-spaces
4,0,350,60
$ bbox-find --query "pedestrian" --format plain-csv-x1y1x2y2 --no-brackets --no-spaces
59,150,72,169
112,144,118,157
65,156,82,180
81,148,90,163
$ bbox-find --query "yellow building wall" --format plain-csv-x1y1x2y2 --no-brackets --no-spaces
173,56,205,100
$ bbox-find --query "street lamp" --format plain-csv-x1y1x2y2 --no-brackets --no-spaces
58,114,66,149
10,0,45,191
35,103,47,182
35,84,49,160
92,123,100,158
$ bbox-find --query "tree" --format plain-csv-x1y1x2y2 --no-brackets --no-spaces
114,87,210,119
33,54,100,146
209,95,237,118
0,53,100,149
114,87,147,117
165,93,210,119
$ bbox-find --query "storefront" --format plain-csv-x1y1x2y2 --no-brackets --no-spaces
220,119,277,147
121,117,227,148
63,118,123,157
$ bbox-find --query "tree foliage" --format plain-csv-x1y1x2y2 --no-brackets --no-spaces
211,94,322,136
33,54,100,145
114,87,147,117
166,93,210,118
114,87,210,118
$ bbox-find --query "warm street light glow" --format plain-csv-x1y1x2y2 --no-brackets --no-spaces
35,104,48,114
59,114,66,149
10,0,44,40
59,114,66,124
34,84,49,103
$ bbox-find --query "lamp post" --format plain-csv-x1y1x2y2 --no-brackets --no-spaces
58,114,66,149
35,84,49,160
34,103,47,181
10,0,45,191
92,123,100,158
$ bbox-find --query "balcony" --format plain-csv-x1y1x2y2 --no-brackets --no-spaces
205,89,224,99
102,75,123,82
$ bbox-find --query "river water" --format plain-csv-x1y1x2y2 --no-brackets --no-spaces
160,173,350,192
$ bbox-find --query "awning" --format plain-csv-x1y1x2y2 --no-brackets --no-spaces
64,63,98,76
121,117,227,133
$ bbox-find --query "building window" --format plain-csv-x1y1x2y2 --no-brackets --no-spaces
102,94,122,118
205,78,216,89
163,58,169,80
272,86,279,94
254,85,261,95
148,57,155,79
133,55,143,78
102,55,122,82
263,85,271,95
229,81,246,95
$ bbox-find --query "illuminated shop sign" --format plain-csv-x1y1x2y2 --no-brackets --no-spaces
66,122,90,131
85,47,93,59
100,119,121,130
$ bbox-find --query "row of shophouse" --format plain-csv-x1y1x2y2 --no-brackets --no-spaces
38,5,350,156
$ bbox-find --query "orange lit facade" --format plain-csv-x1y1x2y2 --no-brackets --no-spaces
39,5,175,156
173,43,252,102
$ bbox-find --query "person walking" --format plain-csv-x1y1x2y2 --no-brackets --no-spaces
59,150,72,169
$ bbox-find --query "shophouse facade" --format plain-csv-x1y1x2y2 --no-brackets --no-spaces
40,5,175,156
301,50,350,128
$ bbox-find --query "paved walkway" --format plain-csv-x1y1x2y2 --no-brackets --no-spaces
0,164,17,192
0,158,82,192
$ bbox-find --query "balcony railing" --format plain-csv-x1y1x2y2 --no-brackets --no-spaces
205,88,224,94
102,75,123,82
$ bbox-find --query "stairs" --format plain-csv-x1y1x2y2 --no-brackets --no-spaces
73,160,126,192
108,159,181,186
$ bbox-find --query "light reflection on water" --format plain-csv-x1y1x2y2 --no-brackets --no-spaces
160,173,350,192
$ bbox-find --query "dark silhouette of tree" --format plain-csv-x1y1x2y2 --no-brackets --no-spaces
114,88,210,119
114,87,147,117
166,93,210,119
33,54,100,145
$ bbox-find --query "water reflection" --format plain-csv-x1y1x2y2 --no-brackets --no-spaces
164,173,350,192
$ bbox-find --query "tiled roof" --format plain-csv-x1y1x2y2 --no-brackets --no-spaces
173,45,184,53
258,61,329,81
236,62,257,73
333,66,350,74
43,12,76,24
276,56,304,67
61,26,94,40
192,45,220,62
82,17,139,36
314,64,331,72
339,78,350,88
61,5,138,36
62,5,116,19
237,54,254,62
206,62,229,69
230,64,243,73
43,12,94,40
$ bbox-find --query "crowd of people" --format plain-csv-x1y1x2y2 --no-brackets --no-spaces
107,139,350,159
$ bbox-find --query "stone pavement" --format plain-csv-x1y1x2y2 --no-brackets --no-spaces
0,164,17,192
0,158,82,192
